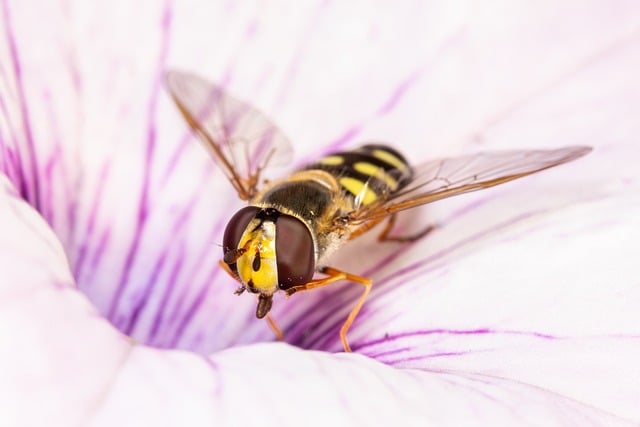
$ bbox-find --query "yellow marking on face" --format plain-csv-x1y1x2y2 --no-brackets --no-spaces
319,155,344,166
353,161,399,191
236,220,278,294
371,148,408,172
339,176,378,205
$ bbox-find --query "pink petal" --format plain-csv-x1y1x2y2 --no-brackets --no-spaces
1,0,640,425
0,176,132,425
91,344,640,426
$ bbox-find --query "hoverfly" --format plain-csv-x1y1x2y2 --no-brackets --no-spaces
165,70,591,352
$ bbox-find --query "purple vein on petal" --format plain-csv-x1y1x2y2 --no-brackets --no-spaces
0,135,6,175
384,351,475,365
88,228,110,277
160,12,259,186
302,209,546,351
153,243,220,344
375,210,543,293
0,90,19,178
318,227,532,348
160,192,235,332
375,69,421,116
0,63,21,187
472,27,640,143
272,0,328,109
351,195,497,283
295,73,415,165
160,246,221,346
298,28,466,166
217,12,261,88
456,375,515,406
161,194,238,346
146,242,186,342
282,237,418,349
120,163,211,334
415,371,506,406
362,346,412,359
320,125,362,156
148,170,232,345
41,89,77,243
0,143,25,193
61,33,83,95
1,0,41,207
107,2,173,319
121,249,169,334
41,142,61,227
200,355,222,396
159,130,194,188
284,196,493,347
125,163,218,339
73,162,111,277
357,328,557,352
167,264,223,348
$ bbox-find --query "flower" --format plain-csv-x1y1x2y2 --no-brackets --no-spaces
1,0,639,425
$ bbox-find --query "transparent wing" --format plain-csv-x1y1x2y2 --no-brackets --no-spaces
349,146,592,223
165,70,293,200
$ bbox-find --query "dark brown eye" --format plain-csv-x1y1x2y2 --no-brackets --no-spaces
222,206,260,271
275,214,315,290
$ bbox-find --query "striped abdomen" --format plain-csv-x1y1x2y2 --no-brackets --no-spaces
304,144,413,205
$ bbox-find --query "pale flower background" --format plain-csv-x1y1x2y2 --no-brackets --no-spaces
1,0,639,426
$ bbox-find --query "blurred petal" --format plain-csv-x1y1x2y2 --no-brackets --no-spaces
0,176,132,425
1,0,640,426
271,0,640,348
3,172,634,425
90,344,640,426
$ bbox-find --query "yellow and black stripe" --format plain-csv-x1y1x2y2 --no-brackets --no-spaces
305,144,413,205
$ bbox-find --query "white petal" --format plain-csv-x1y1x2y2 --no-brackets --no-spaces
0,177,132,426
90,344,638,426
2,1,640,425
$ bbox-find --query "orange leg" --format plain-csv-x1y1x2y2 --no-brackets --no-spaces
285,266,372,353
347,216,386,240
377,214,435,243
218,260,283,341
218,260,243,292
349,214,435,242
264,314,284,341
218,259,237,277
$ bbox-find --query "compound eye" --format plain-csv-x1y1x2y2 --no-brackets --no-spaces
275,215,315,290
222,206,260,271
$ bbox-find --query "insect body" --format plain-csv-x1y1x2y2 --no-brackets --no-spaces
222,145,413,323
166,70,591,352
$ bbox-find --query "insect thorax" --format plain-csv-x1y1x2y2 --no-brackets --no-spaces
252,144,414,266
255,172,347,264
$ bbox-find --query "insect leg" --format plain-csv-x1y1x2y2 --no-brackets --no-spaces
285,267,372,352
347,217,386,240
218,260,245,294
377,214,435,243
265,313,284,342
218,260,283,341
218,259,240,281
